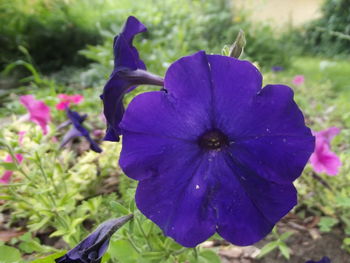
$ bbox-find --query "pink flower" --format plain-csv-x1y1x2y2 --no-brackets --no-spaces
0,154,24,184
310,127,341,176
292,75,305,86
20,95,51,134
56,94,84,110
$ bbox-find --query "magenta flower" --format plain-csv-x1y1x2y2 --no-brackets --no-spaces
310,127,341,176
292,75,305,86
119,51,314,247
20,95,51,134
0,154,24,184
56,94,84,110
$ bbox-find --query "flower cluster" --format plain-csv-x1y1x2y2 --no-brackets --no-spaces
102,16,315,247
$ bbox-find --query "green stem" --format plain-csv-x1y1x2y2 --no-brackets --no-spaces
136,217,153,250
127,234,141,253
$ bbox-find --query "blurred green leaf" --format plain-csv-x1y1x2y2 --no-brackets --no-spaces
199,250,221,263
257,241,279,258
278,242,290,260
31,251,66,263
0,245,21,263
318,217,338,232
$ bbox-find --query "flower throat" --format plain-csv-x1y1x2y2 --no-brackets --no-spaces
198,129,229,150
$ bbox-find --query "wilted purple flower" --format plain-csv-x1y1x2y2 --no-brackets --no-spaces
271,66,284,72
102,16,164,142
55,215,133,263
305,256,331,263
119,51,315,247
60,108,102,153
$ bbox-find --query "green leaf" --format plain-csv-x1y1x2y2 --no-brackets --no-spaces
110,201,129,214
0,162,17,171
31,251,66,263
278,242,290,260
141,251,165,260
257,241,279,258
199,250,221,263
343,237,350,246
0,245,21,263
279,231,293,241
335,196,350,208
318,217,338,232
108,240,138,263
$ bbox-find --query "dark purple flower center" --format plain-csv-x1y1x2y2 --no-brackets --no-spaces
198,129,229,150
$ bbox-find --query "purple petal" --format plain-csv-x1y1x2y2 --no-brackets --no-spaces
305,257,331,263
135,150,216,247
231,134,314,184
113,16,146,70
164,51,213,115
60,127,81,148
213,153,296,245
120,91,211,141
120,130,199,181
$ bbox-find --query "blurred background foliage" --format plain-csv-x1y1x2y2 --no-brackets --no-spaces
1,0,350,262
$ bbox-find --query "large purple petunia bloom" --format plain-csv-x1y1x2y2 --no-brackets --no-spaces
119,51,315,247
102,16,163,142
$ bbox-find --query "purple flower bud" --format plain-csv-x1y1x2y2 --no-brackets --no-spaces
55,215,133,263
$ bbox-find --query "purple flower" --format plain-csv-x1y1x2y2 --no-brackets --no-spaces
271,66,284,72
102,16,164,142
55,215,133,263
119,51,315,247
305,256,331,263
60,108,102,153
